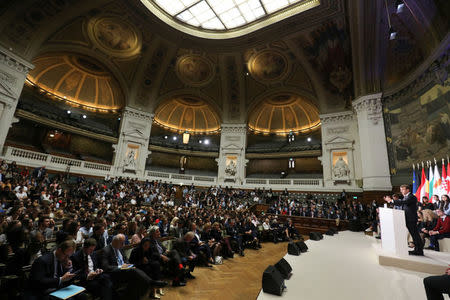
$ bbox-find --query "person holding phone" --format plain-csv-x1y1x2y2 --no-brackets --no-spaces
71,238,113,300
25,240,87,300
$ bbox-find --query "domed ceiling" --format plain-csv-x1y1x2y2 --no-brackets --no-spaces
154,97,221,133
27,53,125,112
248,94,320,134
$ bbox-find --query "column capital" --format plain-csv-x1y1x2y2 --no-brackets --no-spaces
319,111,354,125
0,45,34,75
220,123,247,134
352,93,383,125
123,106,154,122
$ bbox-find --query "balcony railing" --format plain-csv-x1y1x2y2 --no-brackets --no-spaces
2,146,331,190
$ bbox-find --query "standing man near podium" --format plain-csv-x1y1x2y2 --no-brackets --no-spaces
384,184,424,256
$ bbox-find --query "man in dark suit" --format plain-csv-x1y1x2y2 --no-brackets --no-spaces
99,234,166,300
26,240,86,300
423,267,450,300
172,232,197,279
385,184,423,255
71,238,113,300
148,226,186,287
226,219,244,256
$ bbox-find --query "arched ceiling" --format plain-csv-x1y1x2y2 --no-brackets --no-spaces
27,53,125,112
248,93,320,134
0,0,448,121
154,97,221,133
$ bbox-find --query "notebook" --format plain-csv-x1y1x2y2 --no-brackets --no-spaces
49,285,85,299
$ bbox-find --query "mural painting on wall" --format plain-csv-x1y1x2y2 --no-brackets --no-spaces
176,55,215,87
123,143,139,171
225,155,237,176
332,151,350,179
386,78,450,171
296,18,353,102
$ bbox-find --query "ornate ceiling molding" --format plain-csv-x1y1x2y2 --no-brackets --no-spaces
0,45,34,74
123,106,154,122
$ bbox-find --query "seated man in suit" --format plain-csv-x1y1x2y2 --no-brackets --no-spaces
26,240,86,300
423,266,450,300
99,234,166,300
71,238,113,300
424,208,450,251
148,226,186,287
226,219,244,256
172,232,198,279
284,218,300,240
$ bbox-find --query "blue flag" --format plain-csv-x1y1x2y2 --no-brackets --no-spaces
412,167,418,194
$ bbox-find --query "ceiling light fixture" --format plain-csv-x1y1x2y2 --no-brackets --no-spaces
82,114,87,119
204,139,210,145
173,136,177,141
67,110,71,114
307,137,312,142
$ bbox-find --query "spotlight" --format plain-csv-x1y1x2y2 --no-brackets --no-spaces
245,72,249,76
396,0,405,13
389,27,397,40
199,140,203,144
164,136,168,139
67,110,71,114
172,136,177,141
307,137,312,142
82,114,87,119
49,133,55,138
204,139,210,145
118,117,121,121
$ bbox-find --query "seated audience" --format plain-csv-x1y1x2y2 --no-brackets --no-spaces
424,208,450,251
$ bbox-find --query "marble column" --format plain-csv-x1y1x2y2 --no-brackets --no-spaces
216,124,248,185
319,111,362,189
112,106,153,178
352,93,392,191
0,46,33,153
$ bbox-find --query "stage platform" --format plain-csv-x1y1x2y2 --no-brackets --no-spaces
375,243,450,275
257,231,450,300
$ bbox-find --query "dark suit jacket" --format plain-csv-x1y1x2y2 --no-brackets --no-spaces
98,244,128,273
71,249,99,282
172,238,192,258
28,252,70,294
149,238,167,261
393,193,418,223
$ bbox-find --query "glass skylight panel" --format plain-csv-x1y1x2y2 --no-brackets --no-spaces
152,0,312,31
154,0,198,15
261,0,290,13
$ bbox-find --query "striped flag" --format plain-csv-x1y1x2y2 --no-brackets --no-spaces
415,167,427,201
433,164,442,197
442,162,449,196
429,164,434,201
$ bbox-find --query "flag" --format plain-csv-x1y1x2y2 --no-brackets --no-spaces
442,163,449,196
412,167,418,194
415,167,427,201
433,164,442,197
429,164,434,200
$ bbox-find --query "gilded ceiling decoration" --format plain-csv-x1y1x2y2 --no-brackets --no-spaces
247,50,290,83
154,97,221,133
248,93,320,134
87,16,142,58
27,53,125,112
175,54,215,87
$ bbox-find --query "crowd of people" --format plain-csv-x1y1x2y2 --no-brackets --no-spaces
0,159,304,300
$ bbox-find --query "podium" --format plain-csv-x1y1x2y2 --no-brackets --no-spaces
379,207,409,256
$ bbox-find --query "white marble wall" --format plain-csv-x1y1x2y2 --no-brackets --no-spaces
319,111,362,189
352,93,392,191
216,123,248,185
112,106,153,178
0,46,33,153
